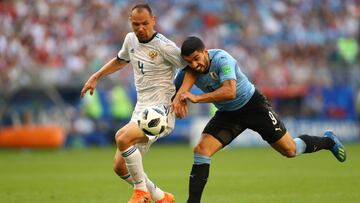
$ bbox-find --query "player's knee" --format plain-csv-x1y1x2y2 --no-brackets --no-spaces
193,143,212,157
115,129,129,147
282,147,296,158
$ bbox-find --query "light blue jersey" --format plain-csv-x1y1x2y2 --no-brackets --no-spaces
175,49,255,111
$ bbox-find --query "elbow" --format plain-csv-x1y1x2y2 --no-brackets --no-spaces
227,89,236,100
231,91,237,99
222,92,236,101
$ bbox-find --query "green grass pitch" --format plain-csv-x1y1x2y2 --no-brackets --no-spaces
1,143,360,203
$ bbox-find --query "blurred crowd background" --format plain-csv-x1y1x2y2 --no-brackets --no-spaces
0,0,359,147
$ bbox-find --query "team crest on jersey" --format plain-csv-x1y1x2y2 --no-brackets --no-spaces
148,50,158,60
210,71,219,80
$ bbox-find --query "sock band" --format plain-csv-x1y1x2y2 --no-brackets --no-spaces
294,138,306,155
121,145,138,157
120,173,131,180
194,153,211,165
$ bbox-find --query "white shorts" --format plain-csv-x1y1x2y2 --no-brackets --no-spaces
130,104,175,155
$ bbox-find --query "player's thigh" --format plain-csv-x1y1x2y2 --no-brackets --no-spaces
245,93,287,143
270,131,296,157
194,133,223,157
115,121,148,144
203,111,246,146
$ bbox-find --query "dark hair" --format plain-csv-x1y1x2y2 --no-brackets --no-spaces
181,36,205,56
131,4,153,16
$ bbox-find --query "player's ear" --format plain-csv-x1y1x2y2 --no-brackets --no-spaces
152,15,156,25
204,48,208,55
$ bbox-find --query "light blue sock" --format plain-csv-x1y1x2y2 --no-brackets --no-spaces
194,153,211,165
294,138,306,156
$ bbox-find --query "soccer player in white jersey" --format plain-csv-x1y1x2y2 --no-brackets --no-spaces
80,4,186,203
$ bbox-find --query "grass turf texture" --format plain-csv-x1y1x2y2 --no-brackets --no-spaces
0,143,359,203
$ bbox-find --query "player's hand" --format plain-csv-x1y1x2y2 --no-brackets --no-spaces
80,76,98,98
171,94,188,118
179,91,198,103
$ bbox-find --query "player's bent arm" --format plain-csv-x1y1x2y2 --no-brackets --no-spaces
91,57,128,81
176,69,198,95
195,79,236,103
173,70,197,103
171,70,197,118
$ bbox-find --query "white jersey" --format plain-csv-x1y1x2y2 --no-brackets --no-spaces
117,32,186,115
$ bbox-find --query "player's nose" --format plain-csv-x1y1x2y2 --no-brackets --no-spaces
191,61,197,68
137,25,146,32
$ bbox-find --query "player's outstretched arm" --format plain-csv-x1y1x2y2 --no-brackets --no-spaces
80,57,128,98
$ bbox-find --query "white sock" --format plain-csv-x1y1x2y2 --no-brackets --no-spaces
120,172,165,201
121,145,147,191
144,173,165,201
120,173,133,186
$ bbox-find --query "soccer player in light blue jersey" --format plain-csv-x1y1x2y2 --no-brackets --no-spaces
172,36,347,203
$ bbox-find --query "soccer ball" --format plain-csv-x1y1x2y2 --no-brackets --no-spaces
138,106,167,136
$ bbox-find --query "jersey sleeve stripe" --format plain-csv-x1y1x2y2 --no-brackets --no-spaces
116,55,130,63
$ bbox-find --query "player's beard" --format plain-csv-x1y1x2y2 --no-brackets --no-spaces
136,33,147,41
194,65,208,74
136,30,152,42
195,56,210,74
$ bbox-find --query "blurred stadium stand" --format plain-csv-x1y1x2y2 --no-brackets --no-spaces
0,0,359,148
